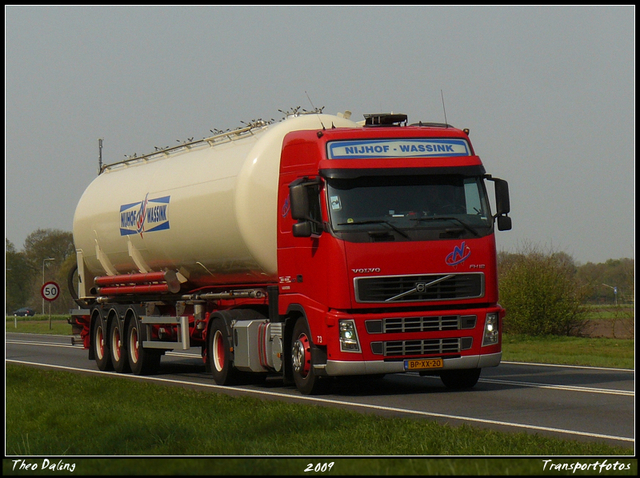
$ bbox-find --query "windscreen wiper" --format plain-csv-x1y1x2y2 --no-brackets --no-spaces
337,220,410,239
410,216,479,237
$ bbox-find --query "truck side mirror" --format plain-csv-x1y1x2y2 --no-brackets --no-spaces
491,178,512,231
292,221,313,237
289,183,309,221
494,179,510,215
497,215,512,231
289,178,323,237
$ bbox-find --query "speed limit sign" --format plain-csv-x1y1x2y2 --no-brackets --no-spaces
41,281,60,302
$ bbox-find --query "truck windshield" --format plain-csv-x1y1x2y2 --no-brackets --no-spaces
326,175,493,241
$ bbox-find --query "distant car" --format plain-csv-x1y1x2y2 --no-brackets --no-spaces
12,307,36,317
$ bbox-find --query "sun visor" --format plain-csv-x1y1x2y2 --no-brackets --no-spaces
320,165,486,180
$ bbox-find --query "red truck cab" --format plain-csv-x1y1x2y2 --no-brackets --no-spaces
277,114,511,393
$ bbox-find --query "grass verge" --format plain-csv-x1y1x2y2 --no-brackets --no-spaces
5,365,634,460
6,315,71,335
5,319,636,475
584,305,634,320
502,334,634,369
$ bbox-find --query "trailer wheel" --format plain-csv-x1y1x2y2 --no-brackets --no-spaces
109,317,130,373
440,369,481,389
291,318,327,395
127,316,161,375
208,318,240,385
92,314,113,371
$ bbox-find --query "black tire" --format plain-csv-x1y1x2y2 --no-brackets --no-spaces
127,315,161,375
440,369,481,389
208,317,240,385
291,318,328,395
109,317,130,373
92,315,113,371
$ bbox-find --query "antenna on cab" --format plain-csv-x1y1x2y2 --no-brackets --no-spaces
440,90,449,128
305,91,326,130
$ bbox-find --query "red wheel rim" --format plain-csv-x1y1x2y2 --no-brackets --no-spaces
112,327,121,361
96,326,105,359
293,333,311,377
130,327,139,363
213,330,225,372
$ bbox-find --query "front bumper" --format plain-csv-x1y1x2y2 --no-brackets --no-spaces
318,352,501,376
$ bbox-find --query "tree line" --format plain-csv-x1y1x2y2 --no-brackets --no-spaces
6,229,77,315
499,248,634,305
5,230,635,333
498,244,634,336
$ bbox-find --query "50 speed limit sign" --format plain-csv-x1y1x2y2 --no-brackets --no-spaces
41,281,60,302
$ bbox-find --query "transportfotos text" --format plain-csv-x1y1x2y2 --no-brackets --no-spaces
541,459,631,473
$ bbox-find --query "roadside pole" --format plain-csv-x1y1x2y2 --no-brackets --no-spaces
41,281,60,330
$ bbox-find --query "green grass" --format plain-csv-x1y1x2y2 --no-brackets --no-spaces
5,365,634,471
502,334,634,369
6,316,71,335
6,318,637,474
583,305,634,320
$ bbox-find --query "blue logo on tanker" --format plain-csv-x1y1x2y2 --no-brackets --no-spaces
120,194,170,236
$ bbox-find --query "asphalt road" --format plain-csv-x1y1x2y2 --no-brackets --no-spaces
6,332,635,449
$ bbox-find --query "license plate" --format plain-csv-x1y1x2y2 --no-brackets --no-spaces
404,358,444,371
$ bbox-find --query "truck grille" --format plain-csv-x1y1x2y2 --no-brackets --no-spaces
355,273,484,303
371,337,473,357
365,315,476,334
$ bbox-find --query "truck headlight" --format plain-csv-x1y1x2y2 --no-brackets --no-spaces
339,319,361,352
482,313,499,346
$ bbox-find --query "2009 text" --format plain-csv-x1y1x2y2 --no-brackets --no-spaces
304,462,335,473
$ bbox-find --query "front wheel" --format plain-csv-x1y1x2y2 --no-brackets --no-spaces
440,369,481,389
291,318,328,395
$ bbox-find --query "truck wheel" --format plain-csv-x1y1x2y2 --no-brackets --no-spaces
92,315,113,371
208,318,240,385
440,369,481,389
127,316,161,375
109,318,130,373
291,318,327,395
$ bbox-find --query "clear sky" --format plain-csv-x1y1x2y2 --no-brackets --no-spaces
5,5,635,264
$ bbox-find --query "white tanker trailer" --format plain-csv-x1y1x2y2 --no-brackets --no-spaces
73,112,358,297
70,109,511,395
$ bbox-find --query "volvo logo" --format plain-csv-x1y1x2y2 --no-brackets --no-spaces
385,274,455,302
352,268,381,274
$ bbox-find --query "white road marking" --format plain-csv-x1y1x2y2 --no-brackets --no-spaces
479,378,634,396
